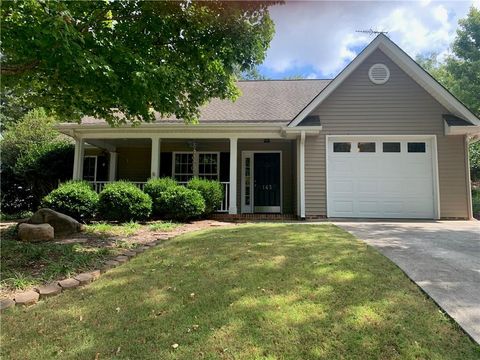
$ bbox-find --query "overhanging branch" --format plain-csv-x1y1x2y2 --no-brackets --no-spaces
1,60,40,75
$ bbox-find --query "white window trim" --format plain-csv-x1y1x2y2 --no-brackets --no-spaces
83,155,98,182
172,151,220,181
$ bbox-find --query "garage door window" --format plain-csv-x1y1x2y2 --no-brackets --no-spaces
358,142,376,153
383,142,401,153
333,142,351,152
408,142,426,153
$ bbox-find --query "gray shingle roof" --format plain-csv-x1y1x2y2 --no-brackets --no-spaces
443,114,475,126
81,80,331,125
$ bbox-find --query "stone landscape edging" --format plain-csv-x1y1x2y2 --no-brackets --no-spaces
0,238,170,312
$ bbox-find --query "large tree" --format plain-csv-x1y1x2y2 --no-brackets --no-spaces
417,7,480,180
1,1,276,125
445,6,480,116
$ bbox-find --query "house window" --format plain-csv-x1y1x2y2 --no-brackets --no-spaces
173,152,219,182
198,153,219,180
383,142,401,153
173,153,194,182
83,156,97,182
408,142,426,153
333,142,351,152
358,142,376,153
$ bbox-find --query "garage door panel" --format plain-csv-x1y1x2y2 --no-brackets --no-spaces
379,180,403,196
354,158,379,176
357,180,378,194
327,137,435,219
357,201,380,216
332,200,354,215
331,180,354,195
381,201,404,216
330,160,354,175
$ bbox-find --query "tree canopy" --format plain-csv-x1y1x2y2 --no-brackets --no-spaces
1,1,277,125
418,7,479,117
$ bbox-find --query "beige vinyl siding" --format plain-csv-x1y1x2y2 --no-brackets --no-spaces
117,147,151,181
305,48,469,218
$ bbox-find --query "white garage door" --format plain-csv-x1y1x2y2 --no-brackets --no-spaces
327,137,436,219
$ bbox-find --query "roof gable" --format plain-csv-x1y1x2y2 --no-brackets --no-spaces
288,34,480,127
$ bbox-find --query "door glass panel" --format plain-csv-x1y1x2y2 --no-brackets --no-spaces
174,153,194,182
358,142,376,153
383,142,401,153
333,142,351,152
244,157,251,206
408,142,426,153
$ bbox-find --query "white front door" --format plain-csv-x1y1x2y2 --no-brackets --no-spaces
327,136,437,219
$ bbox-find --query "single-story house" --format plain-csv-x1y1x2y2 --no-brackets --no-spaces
57,34,480,220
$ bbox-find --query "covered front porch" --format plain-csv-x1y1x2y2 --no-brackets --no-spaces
67,125,316,217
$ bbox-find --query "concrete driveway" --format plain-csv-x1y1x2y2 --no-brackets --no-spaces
334,220,480,344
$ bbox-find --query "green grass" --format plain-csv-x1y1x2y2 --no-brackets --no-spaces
148,220,179,232
472,188,480,217
84,221,141,238
1,224,479,359
0,226,112,291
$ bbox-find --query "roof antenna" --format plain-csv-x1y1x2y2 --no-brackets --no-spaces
356,28,389,37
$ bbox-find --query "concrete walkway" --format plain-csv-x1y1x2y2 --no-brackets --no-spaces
334,220,480,344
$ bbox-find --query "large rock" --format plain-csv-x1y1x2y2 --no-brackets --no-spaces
18,223,54,242
27,208,83,236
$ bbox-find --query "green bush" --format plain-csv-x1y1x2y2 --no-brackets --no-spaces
98,182,152,222
0,108,74,213
187,177,223,215
143,177,178,217
42,181,98,221
472,188,480,217
160,186,205,221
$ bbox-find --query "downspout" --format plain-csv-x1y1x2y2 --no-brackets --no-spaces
465,135,473,220
300,131,306,219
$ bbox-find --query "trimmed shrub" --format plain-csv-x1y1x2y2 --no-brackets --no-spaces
187,177,223,215
98,181,152,222
160,186,205,221
42,181,98,221
143,178,178,217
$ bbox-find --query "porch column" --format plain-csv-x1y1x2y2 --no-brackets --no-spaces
108,151,118,181
299,132,306,219
229,137,238,214
72,137,85,180
150,136,161,178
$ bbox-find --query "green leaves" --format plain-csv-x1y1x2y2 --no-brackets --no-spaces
1,1,277,125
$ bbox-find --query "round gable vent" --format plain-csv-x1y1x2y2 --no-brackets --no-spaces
368,63,390,84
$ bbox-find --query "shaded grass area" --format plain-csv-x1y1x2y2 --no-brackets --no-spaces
84,220,179,238
84,221,142,238
1,220,180,293
0,226,112,291
1,224,479,359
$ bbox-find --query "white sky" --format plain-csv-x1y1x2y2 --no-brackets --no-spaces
260,0,478,78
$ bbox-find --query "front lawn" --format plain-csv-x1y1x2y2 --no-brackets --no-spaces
1,224,478,359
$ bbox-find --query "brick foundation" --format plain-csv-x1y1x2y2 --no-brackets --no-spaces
210,213,299,221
